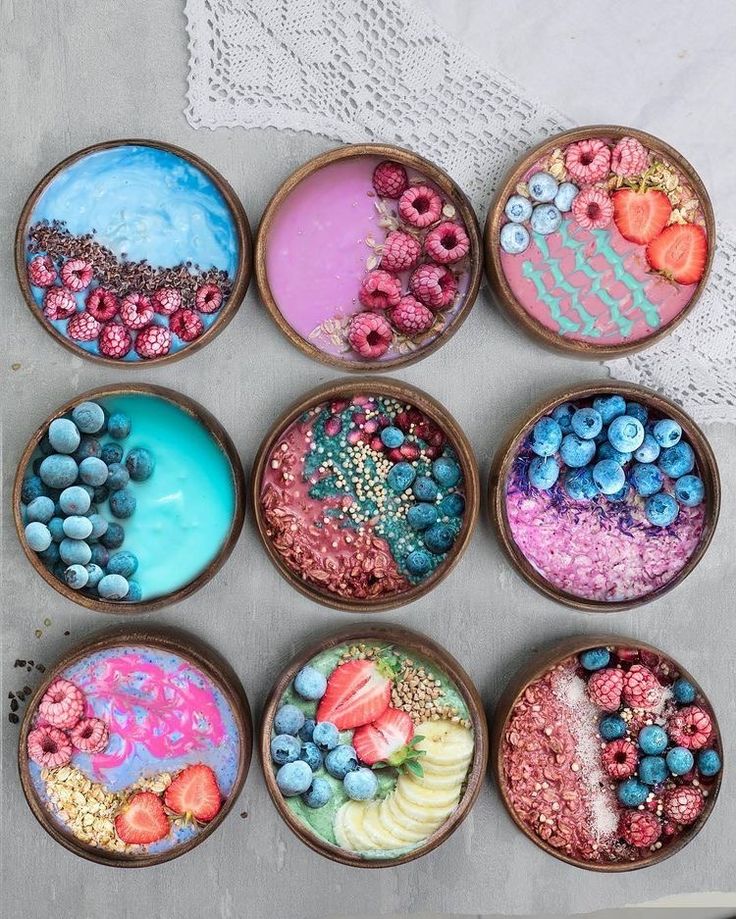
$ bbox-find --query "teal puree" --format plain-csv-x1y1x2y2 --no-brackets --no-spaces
100,394,236,600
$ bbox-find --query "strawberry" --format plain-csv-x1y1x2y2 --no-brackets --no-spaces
612,188,672,245
316,658,394,730
164,764,222,822
353,707,415,766
646,223,707,284
114,791,169,845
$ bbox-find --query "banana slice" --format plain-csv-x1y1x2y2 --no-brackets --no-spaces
361,801,409,850
378,796,431,844
339,799,374,851
410,766,469,790
400,773,462,809
334,803,356,850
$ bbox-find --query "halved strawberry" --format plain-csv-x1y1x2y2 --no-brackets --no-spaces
612,188,672,244
353,707,415,766
164,764,222,822
316,658,394,730
114,791,169,845
646,223,707,284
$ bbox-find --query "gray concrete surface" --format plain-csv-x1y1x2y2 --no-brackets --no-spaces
1,1,734,916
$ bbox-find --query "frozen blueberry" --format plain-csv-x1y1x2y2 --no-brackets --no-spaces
99,522,124,550
62,515,94,540
101,442,124,466
387,462,416,493
25,521,52,552
59,486,91,516
634,433,660,464
551,402,576,434
438,493,465,517
271,733,302,765
343,767,378,801
87,513,109,539
630,462,663,497
39,455,78,489
299,742,323,772
432,457,461,488
39,435,55,456
423,523,455,555
644,492,679,527
59,538,92,566
639,755,668,786
554,181,579,213
97,573,129,600
592,395,626,425
405,549,432,577
625,402,649,426
559,434,596,469
48,517,65,543
79,457,108,487
672,678,696,704
638,725,668,755
85,563,105,589
530,417,563,457
93,484,110,505
652,418,682,448
599,714,627,741
106,462,130,492
563,467,599,501
299,719,316,743
276,761,313,797
125,447,155,482
324,744,358,779
109,488,136,519
528,456,560,490
294,665,327,701
666,746,694,776
71,401,105,434
697,749,722,777
107,550,138,578
274,704,305,737
530,203,562,235
39,541,60,566
659,442,695,479
528,171,558,203
592,459,625,495
579,648,610,671
21,475,46,504
107,412,131,440
125,581,142,602
64,564,89,590
26,496,55,524
504,194,533,223
413,476,439,503
302,776,333,809
312,721,339,752
73,436,103,463
48,418,81,455
499,222,530,255
607,415,645,453
380,426,404,449
407,503,439,531
673,474,704,508
616,777,649,808
90,544,110,568
571,408,603,440
596,443,632,466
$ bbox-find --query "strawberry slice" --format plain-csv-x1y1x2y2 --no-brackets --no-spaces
164,764,222,822
612,188,672,244
353,707,415,766
114,791,169,845
316,658,394,730
646,223,707,284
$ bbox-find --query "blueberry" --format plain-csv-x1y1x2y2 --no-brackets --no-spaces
101,442,124,466
48,517,65,543
62,515,94,540
579,648,610,671
672,678,697,704
21,474,46,504
625,402,649,426
126,447,155,482
312,721,339,751
294,665,327,701
324,744,359,779
276,761,313,797
299,741,323,772
596,442,632,466
48,418,81,454
592,459,625,495
125,581,142,602
39,455,78,489
73,436,103,463
653,419,682,448
438,493,465,517
343,767,378,801
79,457,108,487
88,513,109,539
571,408,603,440
530,417,563,457
405,549,432,577
559,434,596,469
106,462,130,492
90,544,110,568
59,485,91,516
413,476,439,502
99,522,125,550
109,488,136,519
599,714,627,741
634,433,660,464
608,415,645,453
499,222,530,254
271,733,302,765
274,704,305,737
674,474,705,507
530,203,562,235
592,395,626,425
697,749,721,777
380,426,404,449
639,755,668,786
638,725,668,755
666,746,694,776
85,564,105,589
97,573,130,600
107,550,138,578
528,171,558,203
39,435,55,457
630,462,664,497
528,456,560,490
64,564,89,590
302,776,333,809
387,462,416,493
423,523,455,555
407,503,438,531
563,467,599,501
25,521,52,552
504,194,533,223
39,541,60,566
617,777,649,808
71,401,105,434
108,412,131,440
551,402,576,434
554,181,579,213
59,538,92,566
645,492,679,527
26,496,55,524
299,719,316,742
658,442,695,479
431,457,461,488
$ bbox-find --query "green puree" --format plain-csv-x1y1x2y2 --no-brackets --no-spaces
279,642,471,858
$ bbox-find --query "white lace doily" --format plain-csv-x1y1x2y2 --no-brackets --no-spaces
185,0,736,425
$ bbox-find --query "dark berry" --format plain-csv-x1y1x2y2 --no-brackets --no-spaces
101,442,124,466
99,522,124,550
125,447,154,482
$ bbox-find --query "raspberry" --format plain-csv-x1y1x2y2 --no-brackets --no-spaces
85,287,119,322
380,230,421,272
565,138,612,184
69,717,109,753
28,255,57,287
409,263,458,309
135,324,172,359
611,136,649,177
347,311,393,359
99,323,133,359
151,287,182,316
399,185,443,228
668,705,713,750
389,295,434,336
620,810,662,847
424,221,470,264
43,286,77,320
60,258,94,292
38,678,84,729
601,738,639,778
622,664,663,711
372,160,408,199
170,308,204,342
358,270,402,310
587,667,624,711
27,725,73,769
663,785,704,825
195,283,223,314
120,293,154,330
67,311,102,342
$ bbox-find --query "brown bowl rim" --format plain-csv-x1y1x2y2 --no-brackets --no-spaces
483,124,716,359
251,376,480,612
13,382,247,614
490,633,724,872
260,622,489,867
14,137,253,367
18,625,253,868
255,142,482,373
488,380,721,613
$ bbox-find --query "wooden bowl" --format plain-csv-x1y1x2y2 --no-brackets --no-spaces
491,634,723,872
18,625,252,868
13,383,246,613
489,380,720,612
15,138,252,367
255,143,482,372
252,377,479,612
484,125,715,358
260,623,488,867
